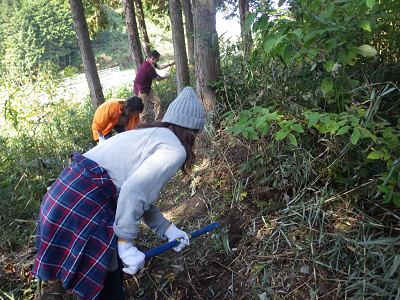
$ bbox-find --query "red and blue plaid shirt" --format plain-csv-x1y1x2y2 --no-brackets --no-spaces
32,153,119,300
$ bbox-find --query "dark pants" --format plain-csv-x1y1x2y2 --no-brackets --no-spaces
99,257,125,300
104,125,126,140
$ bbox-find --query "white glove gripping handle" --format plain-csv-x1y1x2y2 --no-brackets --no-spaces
117,241,145,275
164,224,190,252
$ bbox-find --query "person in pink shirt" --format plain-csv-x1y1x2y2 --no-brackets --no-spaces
133,50,175,123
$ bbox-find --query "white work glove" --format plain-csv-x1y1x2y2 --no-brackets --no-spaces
98,136,106,143
117,241,145,275
164,224,190,252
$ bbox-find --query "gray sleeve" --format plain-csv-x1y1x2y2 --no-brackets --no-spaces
142,204,171,239
113,145,186,242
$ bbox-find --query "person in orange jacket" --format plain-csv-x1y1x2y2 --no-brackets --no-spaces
92,96,144,143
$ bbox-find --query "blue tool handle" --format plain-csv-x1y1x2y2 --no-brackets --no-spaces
144,221,220,259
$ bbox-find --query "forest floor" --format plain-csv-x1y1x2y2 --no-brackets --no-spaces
1,129,398,299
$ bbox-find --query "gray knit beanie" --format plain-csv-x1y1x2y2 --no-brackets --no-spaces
162,87,205,130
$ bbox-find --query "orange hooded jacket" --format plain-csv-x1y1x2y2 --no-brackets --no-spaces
92,99,140,140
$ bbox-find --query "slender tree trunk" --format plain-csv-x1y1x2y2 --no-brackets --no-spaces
183,0,194,67
123,0,144,72
68,0,104,110
191,0,220,113
134,0,151,57
169,0,190,93
239,0,251,55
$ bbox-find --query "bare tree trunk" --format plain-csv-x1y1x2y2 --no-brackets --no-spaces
169,0,190,93
68,0,104,110
134,0,151,57
239,0,251,55
183,0,194,67
123,0,144,72
191,0,220,113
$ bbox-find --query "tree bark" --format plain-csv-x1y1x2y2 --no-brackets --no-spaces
239,0,251,55
134,0,151,57
191,0,220,113
123,0,144,72
169,0,190,93
182,0,194,67
68,0,104,110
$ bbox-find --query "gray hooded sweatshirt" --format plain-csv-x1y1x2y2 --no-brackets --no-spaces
84,127,186,242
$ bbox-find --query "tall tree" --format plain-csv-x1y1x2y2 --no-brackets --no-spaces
69,0,104,110
123,0,144,71
239,0,251,54
134,0,151,56
182,0,194,66
169,0,190,93
192,0,221,113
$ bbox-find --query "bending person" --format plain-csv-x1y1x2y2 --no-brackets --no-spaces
92,96,144,143
32,87,205,300
133,50,175,123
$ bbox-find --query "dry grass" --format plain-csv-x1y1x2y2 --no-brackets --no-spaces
1,127,400,300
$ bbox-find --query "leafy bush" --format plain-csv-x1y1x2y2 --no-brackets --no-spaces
0,66,94,249
216,0,400,207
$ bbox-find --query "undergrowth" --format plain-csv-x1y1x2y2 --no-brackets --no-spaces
1,16,400,298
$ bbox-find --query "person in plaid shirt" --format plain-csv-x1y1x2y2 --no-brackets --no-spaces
32,87,205,300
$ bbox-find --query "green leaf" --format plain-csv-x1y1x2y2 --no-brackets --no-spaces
360,128,377,142
246,128,259,140
308,118,319,128
378,185,392,193
237,116,249,125
350,128,360,145
321,77,334,93
304,31,317,44
388,176,399,185
358,44,378,57
276,129,289,140
324,61,334,72
256,116,268,128
253,106,263,114
281,43,293,66
292,123,304,133
246,13,257,31
305,112,321,120
358,20,372,32
367,151,384,159
292,28,302,37
387,138,399,149
263,37,276,54
383,127,394,139
225,125,244,133
259,124,268,136
321,116,332,126
337,178,355,185
393,193,400,207
324,38,337,52
382,192,392,204
366,0,375,9
288,133,297,146
336,125,350,135
326,4,334,17
275,35,286,48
